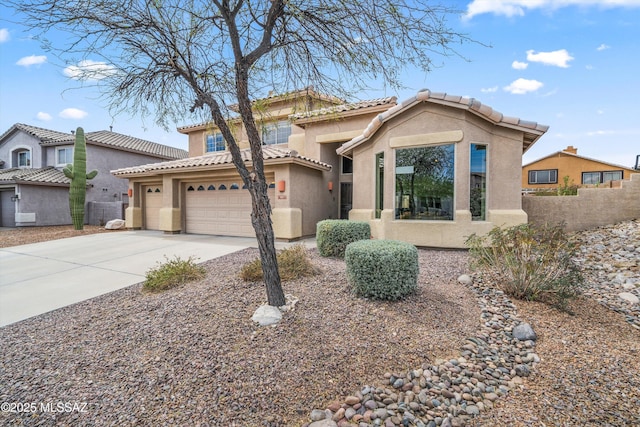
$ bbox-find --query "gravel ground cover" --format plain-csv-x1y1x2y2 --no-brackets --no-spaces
1,221,639,426
0,247,479,426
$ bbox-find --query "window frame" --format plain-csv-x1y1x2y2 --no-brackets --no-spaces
262,120,291,145
470,143,487,221
582,170,623,185
206,131,226,152
341,156,353,175
528,169,558,184
56,146,74,167
394,143,455,221
16,149,32,168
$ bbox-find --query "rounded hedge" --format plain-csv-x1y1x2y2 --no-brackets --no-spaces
316,219,370,258
345,239,419,300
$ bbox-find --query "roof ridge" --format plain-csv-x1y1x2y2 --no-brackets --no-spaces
337,89,549,157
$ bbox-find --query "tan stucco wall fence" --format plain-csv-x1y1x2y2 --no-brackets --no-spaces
522,173,640,231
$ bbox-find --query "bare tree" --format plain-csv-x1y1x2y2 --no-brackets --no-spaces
8,0,473,306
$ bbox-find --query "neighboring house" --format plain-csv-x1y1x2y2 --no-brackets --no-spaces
0,123,188,227
522,145,639,191
113,88,548,248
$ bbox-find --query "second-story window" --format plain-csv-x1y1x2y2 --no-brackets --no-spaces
57,147,74,166
17,150,31,167
262,121,291,145
206,132,225,152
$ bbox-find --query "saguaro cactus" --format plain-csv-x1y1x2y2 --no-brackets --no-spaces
63,127,98,230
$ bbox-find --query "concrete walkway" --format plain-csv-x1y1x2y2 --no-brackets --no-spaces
0,230,291,327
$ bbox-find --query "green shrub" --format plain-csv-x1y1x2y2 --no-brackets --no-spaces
143,255,206,292
557,175,579,196
466,222,584,311
345,239,419,301
239,244,319,282
316,219,370,258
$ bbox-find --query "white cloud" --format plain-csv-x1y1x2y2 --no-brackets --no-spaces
464,0,640,20
586,65,594,70
597,43,610,51
36,112,52,121
512,60,528,70
64,60,116,80
526,49,574,68
59,108,88,119
597,109,604,115
586,130,615,137
16,55,47,67
504,78,544,94
480,86,498,93
0,28,9,43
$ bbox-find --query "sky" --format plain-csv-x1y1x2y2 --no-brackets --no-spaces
1,0,639,168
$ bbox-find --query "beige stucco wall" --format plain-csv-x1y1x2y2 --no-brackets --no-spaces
523,173,640,231
349,102,529,248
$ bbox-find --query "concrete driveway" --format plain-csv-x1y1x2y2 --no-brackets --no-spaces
0,230,260,327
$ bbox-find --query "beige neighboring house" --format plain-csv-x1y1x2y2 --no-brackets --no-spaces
112,88,548,248
522,145,639,191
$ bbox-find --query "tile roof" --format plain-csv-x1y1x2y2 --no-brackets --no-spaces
0,167,70,185
523,148,638,171
1,123,188,160
289,97,397,121
337,89,549,156
111,146,331,176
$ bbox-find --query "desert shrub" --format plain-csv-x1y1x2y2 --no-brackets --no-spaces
143,255,206,292
345,239,419,301
239,244,319,282
557,175,579,196
466,222,584,311
316,219,370,258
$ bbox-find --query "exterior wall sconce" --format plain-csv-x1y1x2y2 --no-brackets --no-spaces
328,181,333,192
277,180,286,192
10,194,20,202
128,188,133,197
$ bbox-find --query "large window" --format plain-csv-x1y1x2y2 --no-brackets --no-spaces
262,121,291,145
57,147,74,166
528,169,557,184
582,170,623,185
470,144,487,221
395,144,455,221
206,132,225,152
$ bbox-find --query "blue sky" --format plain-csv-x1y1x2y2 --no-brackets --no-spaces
1,0,639,168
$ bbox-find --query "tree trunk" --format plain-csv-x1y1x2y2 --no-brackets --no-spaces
250,181,286,307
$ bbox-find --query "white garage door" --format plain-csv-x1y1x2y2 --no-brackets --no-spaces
144,185,163,230
185,181,275,237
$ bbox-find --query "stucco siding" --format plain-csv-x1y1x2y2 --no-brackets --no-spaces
523,173,640,231
15,184,71,226
287,163,332,236
0,132,43,169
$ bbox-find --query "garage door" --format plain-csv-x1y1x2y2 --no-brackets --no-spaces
143,185,162,230
185,181,275,237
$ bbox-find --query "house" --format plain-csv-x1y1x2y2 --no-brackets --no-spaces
522,145,638,191
337,90,548,248
113,88,548,248
0,123,188,227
